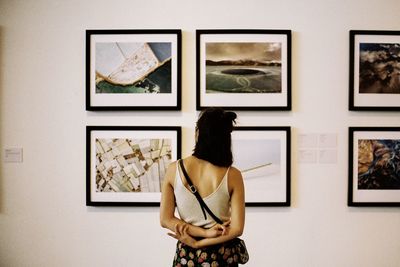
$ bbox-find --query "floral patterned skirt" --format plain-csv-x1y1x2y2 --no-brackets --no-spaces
173,240,239,267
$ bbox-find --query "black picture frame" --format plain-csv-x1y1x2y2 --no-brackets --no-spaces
196,29,292,111
86,126,181,206
232,126,291,206
86,29,181,111
348,127,400,206
349,30,400,111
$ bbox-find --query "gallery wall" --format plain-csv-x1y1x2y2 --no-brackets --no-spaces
1,0,400,266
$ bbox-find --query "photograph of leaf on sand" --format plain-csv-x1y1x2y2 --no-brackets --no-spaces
205,42,282,94
95,42,172,94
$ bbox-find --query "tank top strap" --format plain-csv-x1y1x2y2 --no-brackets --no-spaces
174,160,183,188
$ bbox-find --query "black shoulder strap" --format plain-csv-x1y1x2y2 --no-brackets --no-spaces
179,160,223,224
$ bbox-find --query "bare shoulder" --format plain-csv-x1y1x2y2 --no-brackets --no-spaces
167,160,178,171
227,166,244,189
228,166,243,179
164,160,178,184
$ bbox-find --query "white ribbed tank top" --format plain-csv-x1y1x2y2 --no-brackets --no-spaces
174,162,231,229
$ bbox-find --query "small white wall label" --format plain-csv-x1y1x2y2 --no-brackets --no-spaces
4,148,23,163
298,133,338,164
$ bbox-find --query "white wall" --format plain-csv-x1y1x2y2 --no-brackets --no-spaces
1,0,400,266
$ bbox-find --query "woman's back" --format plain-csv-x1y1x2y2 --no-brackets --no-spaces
174,156,231,228
180,156,229,198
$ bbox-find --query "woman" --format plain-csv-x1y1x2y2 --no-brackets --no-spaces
160,108,245,266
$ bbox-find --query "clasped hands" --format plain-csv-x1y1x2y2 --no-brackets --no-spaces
167,220,231,248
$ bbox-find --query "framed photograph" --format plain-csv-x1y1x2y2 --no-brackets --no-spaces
196,29,291,110
348,127,400,206
349,30,400,111
232,126,291,206
86,29,181,110
86,126,181,206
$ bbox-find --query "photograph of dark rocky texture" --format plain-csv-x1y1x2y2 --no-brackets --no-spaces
358,139,400,189
359,43,400,94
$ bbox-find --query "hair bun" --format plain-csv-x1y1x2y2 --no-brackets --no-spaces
223,111,237,122
222,111,237,133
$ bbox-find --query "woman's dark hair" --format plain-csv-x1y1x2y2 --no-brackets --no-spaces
192,108,237,167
